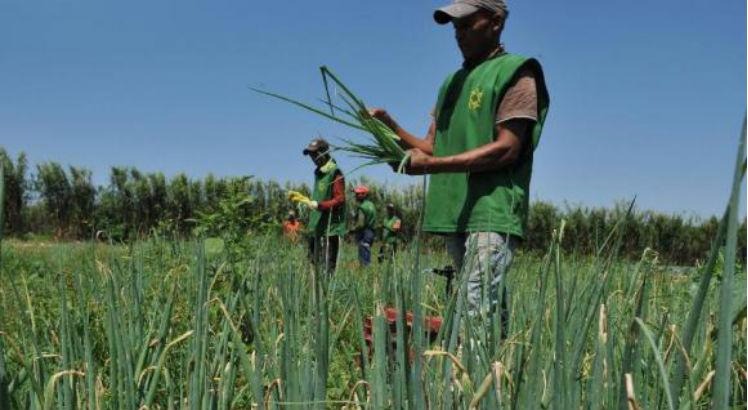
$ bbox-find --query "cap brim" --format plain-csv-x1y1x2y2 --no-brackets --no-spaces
303,147,324,155
434,3,480,24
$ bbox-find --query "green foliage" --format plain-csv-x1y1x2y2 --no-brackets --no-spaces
68,167,95,238
189,177,255,238
527,200,747,265
1,225,745,408
0,128,745,406
0,147,745,265
188,176,263,263
34,162,73,237
0,149,27,235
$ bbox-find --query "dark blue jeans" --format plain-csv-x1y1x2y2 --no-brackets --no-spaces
356,228,375,266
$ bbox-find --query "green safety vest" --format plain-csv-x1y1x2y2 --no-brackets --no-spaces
382,215,401,243
356,199,377,230
423,53,550,238
308,161,346,237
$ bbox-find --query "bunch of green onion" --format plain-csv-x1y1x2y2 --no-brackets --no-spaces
252,66,410,172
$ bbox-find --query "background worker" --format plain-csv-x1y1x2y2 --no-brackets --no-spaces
368,0,550,330
351,185,376,266
378,203,402,263
301,138,346,274
282,210,303,242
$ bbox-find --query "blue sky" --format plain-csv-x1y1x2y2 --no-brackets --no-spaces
1,0,745,218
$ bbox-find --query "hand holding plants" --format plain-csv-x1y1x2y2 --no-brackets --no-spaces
367,108,399,132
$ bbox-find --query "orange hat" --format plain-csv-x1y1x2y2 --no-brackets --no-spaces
353,185,369,195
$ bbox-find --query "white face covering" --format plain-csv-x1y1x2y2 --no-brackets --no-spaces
320,159,336,174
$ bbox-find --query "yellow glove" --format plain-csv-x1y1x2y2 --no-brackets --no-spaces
287,190,310,203
287,191,317,209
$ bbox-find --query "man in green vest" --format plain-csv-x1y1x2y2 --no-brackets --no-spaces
378,203,402,264
351,185,376,266
368,0,550,328
302,138,346,275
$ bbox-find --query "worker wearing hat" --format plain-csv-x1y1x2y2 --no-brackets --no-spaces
368,0,550,330
378,203,402,264
302,137,346,274
351,185,376,266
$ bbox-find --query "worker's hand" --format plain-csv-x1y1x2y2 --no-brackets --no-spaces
307,200,318,210
387,161,401,173
387,153,414,174
367,108,398,132
404,148,433,175
288,190,311,204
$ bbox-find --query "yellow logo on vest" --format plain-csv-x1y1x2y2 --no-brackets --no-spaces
468,87,484,111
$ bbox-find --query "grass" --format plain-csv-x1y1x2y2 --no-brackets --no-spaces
0,125,745,408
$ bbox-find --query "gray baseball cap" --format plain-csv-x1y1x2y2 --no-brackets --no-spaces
303,138,330,156
434,0,508,25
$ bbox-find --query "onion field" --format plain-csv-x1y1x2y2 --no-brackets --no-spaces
0,221,745,408
0,136,745,410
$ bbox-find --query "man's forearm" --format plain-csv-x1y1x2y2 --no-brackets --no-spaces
410,120,529,174
420,140,520,173
394,125,434,155
369,109,435,154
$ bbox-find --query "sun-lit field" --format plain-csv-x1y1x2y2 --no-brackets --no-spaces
1,122,745,410
1,211,745,410
2,1,745,408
